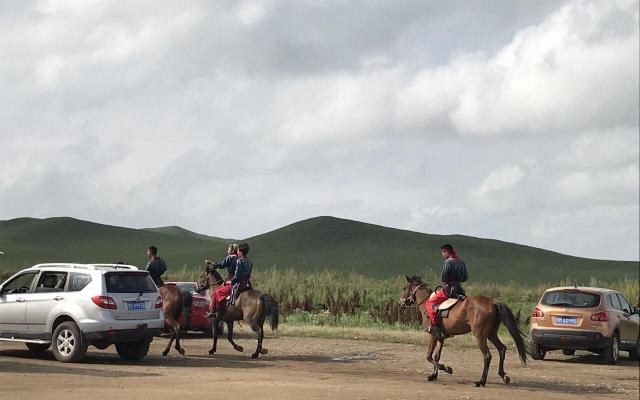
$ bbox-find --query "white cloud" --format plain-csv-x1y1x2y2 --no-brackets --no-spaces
0,0,637,260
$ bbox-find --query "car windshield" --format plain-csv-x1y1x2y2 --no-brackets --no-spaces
541,290,600,308
105,272,157,293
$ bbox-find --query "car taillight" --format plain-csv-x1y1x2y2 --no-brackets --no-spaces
91,296,117,309
155,297,163,309
531,307,544,317
591,311,608,321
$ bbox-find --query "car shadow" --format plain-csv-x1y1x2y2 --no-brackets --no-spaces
511,379,622,395
541,352,639,366
0,348,268,370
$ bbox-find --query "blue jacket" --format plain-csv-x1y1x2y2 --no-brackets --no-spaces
232,257,253,286
214,255,238,279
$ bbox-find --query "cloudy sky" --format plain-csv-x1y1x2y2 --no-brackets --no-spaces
0,0,638,261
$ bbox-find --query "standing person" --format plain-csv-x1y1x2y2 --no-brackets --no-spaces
207,243,238,318
146,245,167,287
425,244,469,336
230,242,253,305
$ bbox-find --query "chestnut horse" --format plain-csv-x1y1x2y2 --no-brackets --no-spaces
158,284,192,356
400,275,527,387
197,267,279,359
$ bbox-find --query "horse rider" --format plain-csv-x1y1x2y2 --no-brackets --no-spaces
145,245,167,287
206,243,239,318
425,244,469,336
230,242,253,305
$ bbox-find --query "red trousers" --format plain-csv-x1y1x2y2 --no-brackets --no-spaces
210,283,232,312
425,288,448,324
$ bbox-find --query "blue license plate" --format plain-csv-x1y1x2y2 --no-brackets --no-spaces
127,301,145,311
556,316,577,325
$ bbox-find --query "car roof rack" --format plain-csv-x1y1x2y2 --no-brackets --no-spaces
31,263,139,271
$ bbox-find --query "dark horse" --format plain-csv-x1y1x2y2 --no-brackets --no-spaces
158,284,192,356
400,275,527,387
197,267,279,359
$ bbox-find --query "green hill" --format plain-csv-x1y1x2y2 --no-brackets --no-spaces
0,216,638,283
0,217,229,271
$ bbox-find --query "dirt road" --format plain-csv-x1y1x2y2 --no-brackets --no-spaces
0,334,637,400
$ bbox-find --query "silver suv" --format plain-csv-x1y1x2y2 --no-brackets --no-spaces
0,263,164,362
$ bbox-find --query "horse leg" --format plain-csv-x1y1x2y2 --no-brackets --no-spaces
489,332,509,385
208,318,220,355
226,321,244,352
173,323,185,355
163,318,177,356
249,322,264,359
425,335,439,381
434,339,453,374
474,336,492,387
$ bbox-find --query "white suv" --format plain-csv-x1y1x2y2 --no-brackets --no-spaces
0,263,164,362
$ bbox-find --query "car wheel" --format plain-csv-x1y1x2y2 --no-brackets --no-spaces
115,339,150,361
25,342,50,352
52,321,88,363
562,349,575,356
530,342,546,360
602,333,620,365
629,337,639,361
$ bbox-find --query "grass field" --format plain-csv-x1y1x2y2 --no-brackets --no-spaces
166,266,639,334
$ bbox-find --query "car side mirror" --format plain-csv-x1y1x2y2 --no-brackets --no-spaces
634,307,640,315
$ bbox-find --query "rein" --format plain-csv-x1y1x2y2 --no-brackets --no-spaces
412,284,431,307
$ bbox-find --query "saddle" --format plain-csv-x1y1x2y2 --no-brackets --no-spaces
429,291,465,320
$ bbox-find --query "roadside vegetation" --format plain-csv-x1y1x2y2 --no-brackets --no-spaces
168,266,639,334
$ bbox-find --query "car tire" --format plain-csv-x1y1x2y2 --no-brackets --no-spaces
52,321,88,363
25,342,50,352
562,349,575,356
116,339,150,361
602,333,620,365
530,342,546,360
629,337,639,361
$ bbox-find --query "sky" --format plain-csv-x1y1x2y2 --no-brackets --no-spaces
0,0,638,261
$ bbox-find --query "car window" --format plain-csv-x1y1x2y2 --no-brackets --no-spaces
609,294,622,311
616,294,632,313
541,290,600,308
68,273,92,292
1,272,38,294
35,271,67,293
105,272,157,293
176,283,196,294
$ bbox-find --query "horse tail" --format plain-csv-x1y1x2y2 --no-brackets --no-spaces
496,303,527,366
179,290,193,330
260,294,279,332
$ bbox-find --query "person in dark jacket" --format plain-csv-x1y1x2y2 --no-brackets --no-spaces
425,244,469,336
145,246,167,287
230,242,253,305
207,243,238,317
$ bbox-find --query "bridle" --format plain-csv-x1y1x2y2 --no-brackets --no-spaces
196,269,223,292
402,281,431,307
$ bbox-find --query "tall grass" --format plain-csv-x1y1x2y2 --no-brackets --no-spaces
165,266,639,330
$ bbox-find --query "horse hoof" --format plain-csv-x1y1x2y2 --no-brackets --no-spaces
251,353,259,359
260,348,268,354
234,345,244,352
177,348,185,355
473,382,485,388
445,366,453,374
427,375,437,382
208,349,216,355
503,376,510,385
162,351,168,356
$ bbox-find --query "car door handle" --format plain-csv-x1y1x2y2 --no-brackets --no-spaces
16,298,26,302
54,296,64,301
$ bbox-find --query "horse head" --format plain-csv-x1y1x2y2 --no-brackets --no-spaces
195,265,223,293
400,274,430,306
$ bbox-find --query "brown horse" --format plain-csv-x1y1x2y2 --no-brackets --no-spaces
158,284,192,356
197,267,279,359
400,275,527,387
